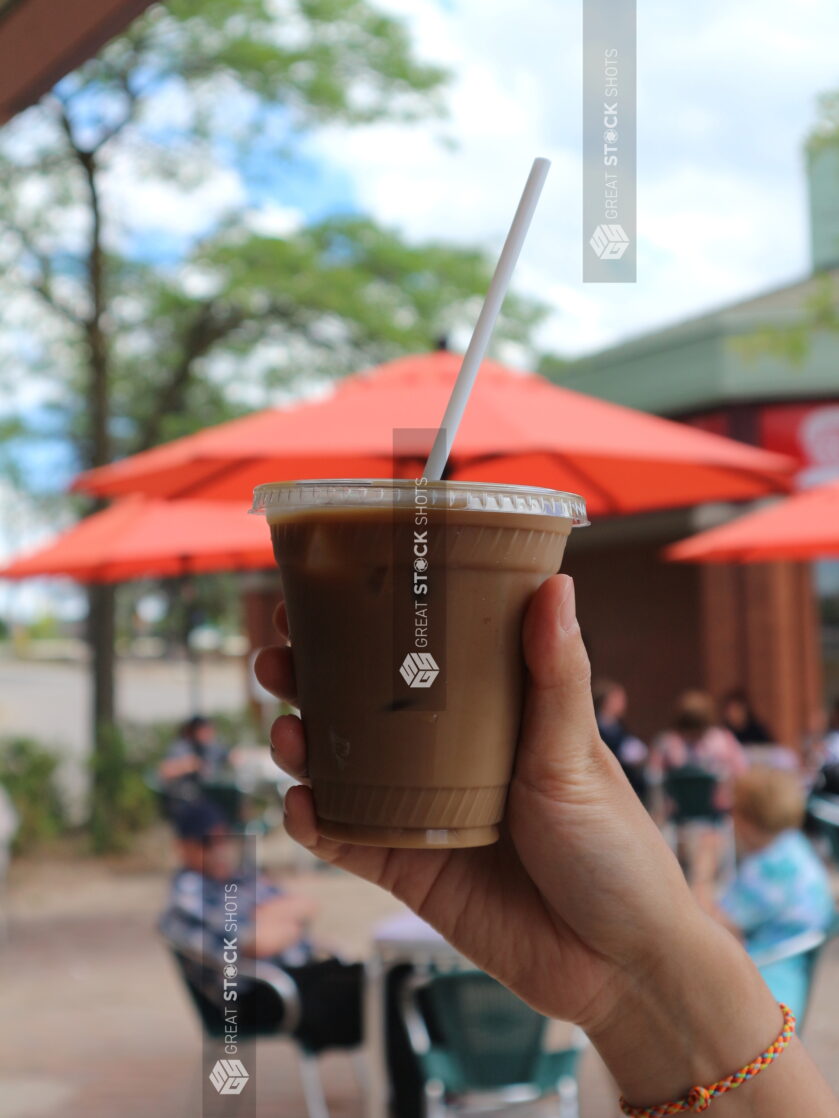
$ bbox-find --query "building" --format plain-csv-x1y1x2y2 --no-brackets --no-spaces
0,0,155,122
557,142,839,747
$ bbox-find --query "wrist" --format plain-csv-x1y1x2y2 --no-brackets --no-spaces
587,908,781,1110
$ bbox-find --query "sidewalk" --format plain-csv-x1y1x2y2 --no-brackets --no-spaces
2,834,839,1117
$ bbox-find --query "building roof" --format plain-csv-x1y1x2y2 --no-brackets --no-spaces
557,267,839,416
0,0,155,122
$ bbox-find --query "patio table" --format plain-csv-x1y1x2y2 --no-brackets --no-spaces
365,909,464,1118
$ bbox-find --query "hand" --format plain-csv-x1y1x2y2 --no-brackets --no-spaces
255,575,698,1032
255,575,839,1115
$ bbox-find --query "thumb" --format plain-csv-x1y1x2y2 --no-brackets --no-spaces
516,574,615,794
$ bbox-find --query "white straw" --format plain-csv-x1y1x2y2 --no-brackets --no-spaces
423,156,551,481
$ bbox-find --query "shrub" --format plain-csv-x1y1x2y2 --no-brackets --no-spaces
0,736,67,852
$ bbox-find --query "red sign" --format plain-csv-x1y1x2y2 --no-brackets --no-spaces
759,402,839,487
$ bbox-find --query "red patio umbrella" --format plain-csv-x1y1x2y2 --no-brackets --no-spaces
664,478,839,563
0,497,273,583
72,352,794,516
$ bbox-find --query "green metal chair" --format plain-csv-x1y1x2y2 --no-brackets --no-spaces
807,794,839,865
162,928,346,1118
661,765,727,878
400,968,585,1117
750,917,839,1035
663,764,718,824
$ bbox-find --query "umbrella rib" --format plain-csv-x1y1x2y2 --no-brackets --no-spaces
452,450,623,514
168,458,259,501
713,462,793,495
547,451,624,515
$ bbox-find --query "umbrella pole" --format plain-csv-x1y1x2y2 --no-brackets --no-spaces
179,565,204,716
187,648,203,716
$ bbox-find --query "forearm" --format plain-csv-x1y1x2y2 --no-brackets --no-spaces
692,880,743,941
589,911,839,1116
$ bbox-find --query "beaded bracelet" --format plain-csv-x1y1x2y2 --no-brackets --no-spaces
619,1003,796,1116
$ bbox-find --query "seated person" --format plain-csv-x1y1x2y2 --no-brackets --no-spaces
693,767,835,1019
651,690,748,818
720,689,774,746
158,716,240,826
159,715,231,787
160,800,362,1051
593,679,649,804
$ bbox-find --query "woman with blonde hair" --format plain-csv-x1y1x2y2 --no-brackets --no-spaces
694,766,835,1019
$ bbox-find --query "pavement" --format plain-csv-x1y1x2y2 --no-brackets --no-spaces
3,824,839,1118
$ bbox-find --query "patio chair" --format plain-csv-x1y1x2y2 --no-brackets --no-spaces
807,794,839,864
661,765,728,879
750,919,839,1035
162,928,347,1118
400,967,585,1117
663,765,718,823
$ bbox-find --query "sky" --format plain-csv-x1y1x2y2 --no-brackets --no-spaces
4,0,839,574
304,0,839,356
73,0,839,361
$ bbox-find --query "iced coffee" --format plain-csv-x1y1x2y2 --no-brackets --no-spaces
252,480,587,849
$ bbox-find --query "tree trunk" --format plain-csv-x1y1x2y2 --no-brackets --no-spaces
77,141,120,851
87,582,118,851
89,584,116,728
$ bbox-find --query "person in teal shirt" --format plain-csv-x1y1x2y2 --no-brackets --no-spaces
695,766,835,1019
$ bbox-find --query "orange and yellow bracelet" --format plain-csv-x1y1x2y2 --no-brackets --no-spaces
619,1003,796,1116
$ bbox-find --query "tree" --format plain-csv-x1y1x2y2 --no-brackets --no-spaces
537,352,569,380
0,0,544,848
734,91,839,366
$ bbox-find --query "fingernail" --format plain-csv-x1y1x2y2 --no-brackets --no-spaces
558,578,577,632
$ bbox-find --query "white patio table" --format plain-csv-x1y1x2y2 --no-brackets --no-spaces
364,909,464,1118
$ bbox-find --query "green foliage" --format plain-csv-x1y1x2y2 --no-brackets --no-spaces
537,352,569,380
0,707,260,856
732,274,839,368
0,737,67,852
0,0,546,854
806,90,839,157
120,215,546,446
88,723,159,853
88,709,258,853
744,92,839,366
0,0,544,467
25,614,61,641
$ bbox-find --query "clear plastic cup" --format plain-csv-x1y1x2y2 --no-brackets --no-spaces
252,480,588,848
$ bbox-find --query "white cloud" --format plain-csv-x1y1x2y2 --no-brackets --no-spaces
243,204,304,239
308,0,839,357
102,149,246,244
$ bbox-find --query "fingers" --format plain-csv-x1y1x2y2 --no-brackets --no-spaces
270,714,308,783
516,574,617,795
283,784,401,886
254,646,297,705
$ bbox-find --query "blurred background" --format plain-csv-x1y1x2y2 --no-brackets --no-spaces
3,2,839,1116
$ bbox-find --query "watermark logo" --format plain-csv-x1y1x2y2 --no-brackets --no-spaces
589,223,630,260
391,437,447,712
399,652,439,688
209,1058,250,1095
583,1,636,281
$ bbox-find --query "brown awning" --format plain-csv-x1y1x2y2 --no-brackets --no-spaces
0,0,156,122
